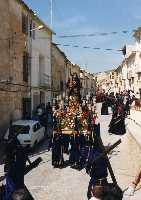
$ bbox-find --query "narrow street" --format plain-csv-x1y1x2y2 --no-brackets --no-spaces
21,104,141,200
1,1,141,199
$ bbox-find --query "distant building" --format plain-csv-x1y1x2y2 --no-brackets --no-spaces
80,70,96,97
115,27,141,97
94,69,116,94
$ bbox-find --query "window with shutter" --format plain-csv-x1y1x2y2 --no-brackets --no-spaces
22,13,28,35
23,52,29,82
32,23,36,40
29,20,32,37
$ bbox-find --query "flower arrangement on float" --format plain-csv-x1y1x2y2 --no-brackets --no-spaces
54,95,92,133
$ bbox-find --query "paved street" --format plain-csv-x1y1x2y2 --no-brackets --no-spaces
21,104,141,200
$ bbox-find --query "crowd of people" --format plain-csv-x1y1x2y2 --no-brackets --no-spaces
30,87,138,200
100,91,134,136
50,94,124,200
3,67,141,200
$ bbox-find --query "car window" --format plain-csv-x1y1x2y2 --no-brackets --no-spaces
33,123,41,132
33,124,37,132
12,125,30,135
37,123,41,130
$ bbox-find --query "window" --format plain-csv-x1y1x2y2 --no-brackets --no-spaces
138,73,141,80
23,52,29,82
22,13,28,35
29,20,32,38
12,125,30,135
33,123,41,132
32,23,36,40
60,80,64,91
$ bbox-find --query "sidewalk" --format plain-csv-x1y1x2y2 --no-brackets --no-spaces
126,109,141,147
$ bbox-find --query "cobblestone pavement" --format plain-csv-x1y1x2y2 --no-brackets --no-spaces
1,104,141,199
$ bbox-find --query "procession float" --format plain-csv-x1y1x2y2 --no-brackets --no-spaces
53,73,94,135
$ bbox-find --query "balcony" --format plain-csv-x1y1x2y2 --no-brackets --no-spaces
136,65,141,73
40,73,51,89
128,70,135,79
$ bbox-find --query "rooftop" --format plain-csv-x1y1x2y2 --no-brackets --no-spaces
17,0,55,35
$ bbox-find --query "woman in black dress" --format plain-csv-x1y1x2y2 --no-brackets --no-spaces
109,102,126,135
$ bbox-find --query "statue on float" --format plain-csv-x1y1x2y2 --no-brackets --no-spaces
67,73,81,103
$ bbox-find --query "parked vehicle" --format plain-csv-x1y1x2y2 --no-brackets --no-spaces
4,120,45,148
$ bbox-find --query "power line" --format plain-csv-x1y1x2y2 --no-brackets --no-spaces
54,43,122,52
0,28,137,41
57,29,136,38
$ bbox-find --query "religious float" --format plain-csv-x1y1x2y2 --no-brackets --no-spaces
53,73,94,135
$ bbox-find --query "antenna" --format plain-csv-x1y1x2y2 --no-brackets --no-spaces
50,0,53,28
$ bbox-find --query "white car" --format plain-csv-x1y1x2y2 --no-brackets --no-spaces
4,120,45,148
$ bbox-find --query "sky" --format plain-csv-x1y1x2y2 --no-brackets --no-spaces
24,0,141,73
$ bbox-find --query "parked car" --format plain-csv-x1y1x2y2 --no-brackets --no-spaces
4,120,45,148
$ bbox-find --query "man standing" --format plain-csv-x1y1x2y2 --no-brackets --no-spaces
46,104,53,150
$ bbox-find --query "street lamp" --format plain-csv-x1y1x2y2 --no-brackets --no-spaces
30,25,44,32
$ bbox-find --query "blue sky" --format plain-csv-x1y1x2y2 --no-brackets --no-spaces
24,0,141,73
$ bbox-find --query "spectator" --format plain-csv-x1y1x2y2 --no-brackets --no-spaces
46,102,52,113
46,108,53,151
124,168,141,196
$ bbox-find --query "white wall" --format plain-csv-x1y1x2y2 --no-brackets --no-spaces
30,22,52,109
31,28,51,87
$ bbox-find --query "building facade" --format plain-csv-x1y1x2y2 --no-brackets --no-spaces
0,0,53,136
51,43,67,99
80,70,96,98
0,0,29,136
114,28,141,96
94,69,116,95
29,15,53,112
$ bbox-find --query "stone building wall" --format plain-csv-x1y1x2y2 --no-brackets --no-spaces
0,0,28,136
51,43,66,98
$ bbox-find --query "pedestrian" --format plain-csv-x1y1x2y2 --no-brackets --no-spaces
69,132,81,168
55,100,59,110
124,167,141,196
125,98,130,115
101,98,109,115
86,138,108,200
79,133,92,169
46,109,53,151
52,133,62,167
46,102,52,113
108,102,126,135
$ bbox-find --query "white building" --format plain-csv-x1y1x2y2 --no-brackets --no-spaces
26,11,54,112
